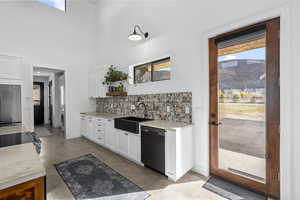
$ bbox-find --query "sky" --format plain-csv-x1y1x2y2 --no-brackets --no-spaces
218,47,265,62
38,0,66,11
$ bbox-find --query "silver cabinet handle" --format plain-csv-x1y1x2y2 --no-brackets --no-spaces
125,133,128,136
98,138,102,140
143,129,149,133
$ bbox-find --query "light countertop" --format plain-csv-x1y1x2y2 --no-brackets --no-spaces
0,124,30,136
141,120,192,131
0,143,46,190
80,112,126,120
81,112,192,131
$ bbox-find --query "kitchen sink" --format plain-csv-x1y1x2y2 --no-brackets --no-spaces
114,117,152,134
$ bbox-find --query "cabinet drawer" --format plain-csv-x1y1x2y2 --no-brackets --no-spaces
105,119,114,128
87,117,94,123
95,129,104,136
95,117,103,122
95,123,104,130
95,136,104,144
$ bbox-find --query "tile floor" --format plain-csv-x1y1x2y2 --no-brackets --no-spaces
37,127,225,200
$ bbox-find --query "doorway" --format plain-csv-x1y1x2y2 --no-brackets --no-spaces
33,82,44,125
209,18,280,197
33,67,66,138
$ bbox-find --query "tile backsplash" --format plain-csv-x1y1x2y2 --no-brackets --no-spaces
96,92,192,123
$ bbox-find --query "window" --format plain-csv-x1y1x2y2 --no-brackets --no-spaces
134,57,171,84
37,0,66,12
134,64,152,84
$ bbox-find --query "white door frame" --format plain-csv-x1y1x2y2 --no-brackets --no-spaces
32,65,68,139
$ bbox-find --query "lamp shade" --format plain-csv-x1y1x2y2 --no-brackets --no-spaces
128,32,143,41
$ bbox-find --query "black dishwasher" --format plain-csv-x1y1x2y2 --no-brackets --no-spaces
141,125,165,174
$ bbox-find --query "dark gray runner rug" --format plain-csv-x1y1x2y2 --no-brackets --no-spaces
54,154,150,200
203,176,267,200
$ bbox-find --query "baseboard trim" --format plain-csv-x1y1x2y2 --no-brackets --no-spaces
192,164,209,177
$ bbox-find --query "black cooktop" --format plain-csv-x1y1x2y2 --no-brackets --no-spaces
0,132,41,154
0,122,21,127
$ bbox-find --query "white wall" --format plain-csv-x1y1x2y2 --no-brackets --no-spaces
291,0,300,198
95,0,300,199
0,1,97,138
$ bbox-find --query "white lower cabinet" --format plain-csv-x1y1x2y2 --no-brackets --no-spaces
128,133,141,162
86,116,95,140
106,127,118,151
165,127,193,182
94,118,105,145
81,116,141,163
80,115,87,136
165,131,176,180
118,131,129,157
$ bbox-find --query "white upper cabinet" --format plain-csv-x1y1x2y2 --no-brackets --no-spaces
88,67,105,98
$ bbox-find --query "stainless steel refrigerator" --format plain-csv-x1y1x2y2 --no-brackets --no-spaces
0,84,22,126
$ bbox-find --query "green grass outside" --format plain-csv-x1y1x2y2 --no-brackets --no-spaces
219,103,265,121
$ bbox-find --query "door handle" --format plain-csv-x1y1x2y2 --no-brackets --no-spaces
209,121,223,126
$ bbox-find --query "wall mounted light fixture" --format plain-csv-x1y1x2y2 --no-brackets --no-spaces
128,25,149,41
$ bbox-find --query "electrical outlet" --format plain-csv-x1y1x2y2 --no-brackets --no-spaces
185,106,190,114
131,105,136,110
111,104,113,108
167,106,171,113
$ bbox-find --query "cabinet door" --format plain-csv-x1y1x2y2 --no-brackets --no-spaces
118,131,129,157
80,115,87,136
165,131,176,179
104,119,114,148
128,134,141,162
108,128,119,152
113,130,119,152
87,117,95,139
104,127,113,149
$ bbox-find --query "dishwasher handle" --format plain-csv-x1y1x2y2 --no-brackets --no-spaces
141,126,166,136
